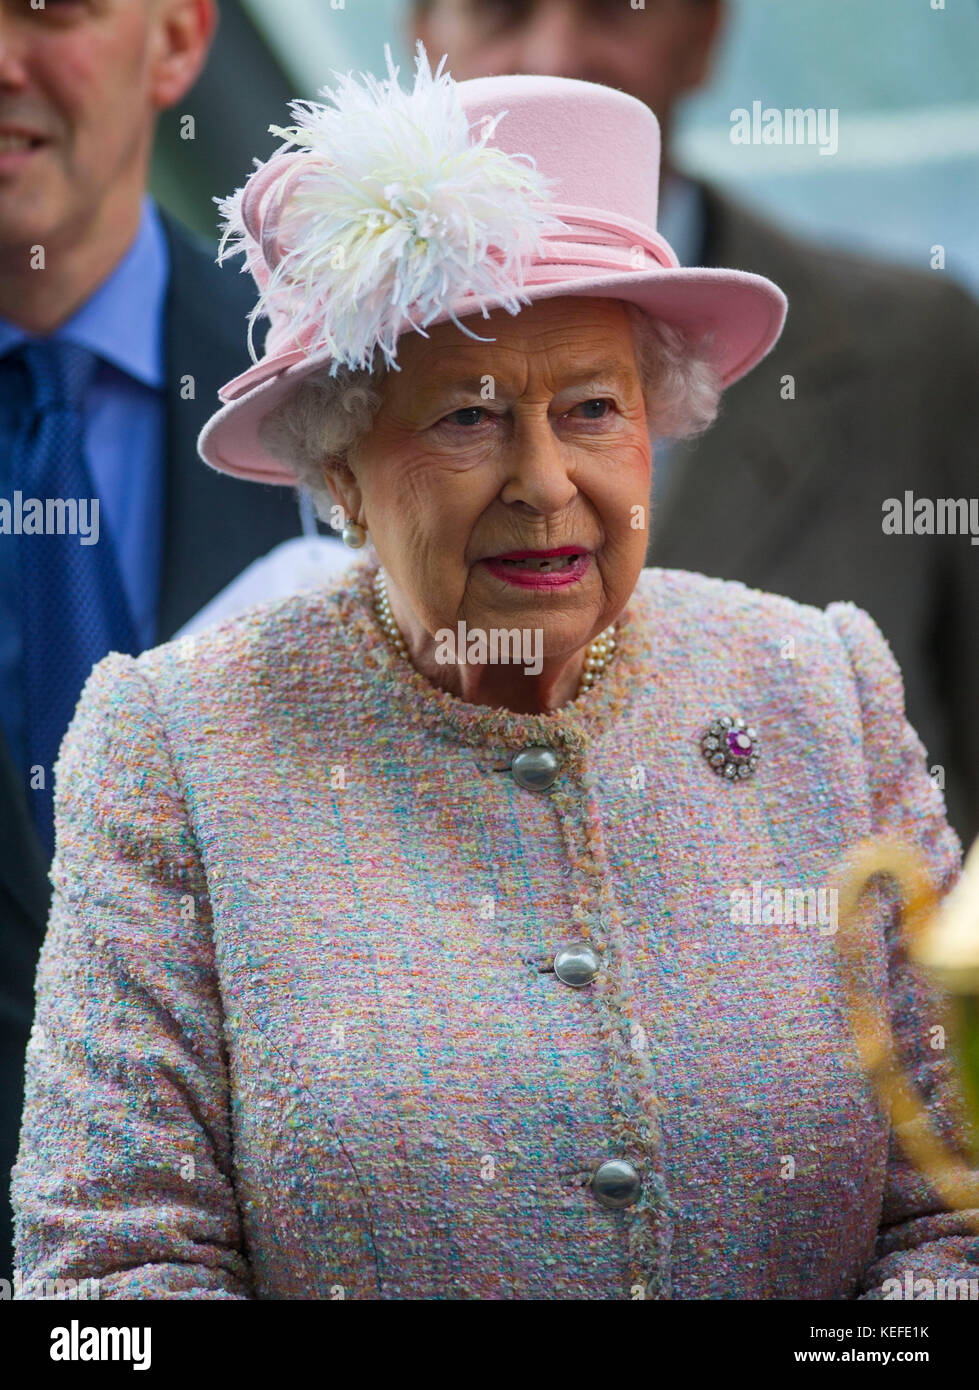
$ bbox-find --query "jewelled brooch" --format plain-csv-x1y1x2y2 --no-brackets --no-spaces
700,715,760,781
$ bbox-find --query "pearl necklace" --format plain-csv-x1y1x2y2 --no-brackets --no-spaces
373,570,617,701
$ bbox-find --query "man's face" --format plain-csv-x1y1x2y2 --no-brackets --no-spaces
0,0,184,248
413,0,722,138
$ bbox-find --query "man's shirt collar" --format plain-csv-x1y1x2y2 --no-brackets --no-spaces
0,194,169,387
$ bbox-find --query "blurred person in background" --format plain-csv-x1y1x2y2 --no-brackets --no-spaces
0,0,312,1282
411,0,979,848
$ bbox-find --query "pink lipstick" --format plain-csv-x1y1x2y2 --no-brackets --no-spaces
481,547,591,589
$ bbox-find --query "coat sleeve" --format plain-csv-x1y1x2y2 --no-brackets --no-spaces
10,651,254,1299
825,601,979,1299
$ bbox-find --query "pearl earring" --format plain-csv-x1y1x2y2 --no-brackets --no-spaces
341,520,367,549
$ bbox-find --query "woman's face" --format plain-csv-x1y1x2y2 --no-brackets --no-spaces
329,295,652,683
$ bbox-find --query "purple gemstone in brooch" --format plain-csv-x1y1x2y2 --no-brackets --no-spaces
700,715,761,781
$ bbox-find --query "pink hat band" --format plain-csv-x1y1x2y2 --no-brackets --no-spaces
523,205,681,276
227,200,683,391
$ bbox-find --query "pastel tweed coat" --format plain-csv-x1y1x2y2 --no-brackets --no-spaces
12,558,979,1299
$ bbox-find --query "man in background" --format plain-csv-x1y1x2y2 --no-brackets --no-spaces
412,0,979,846
0,0,309,1279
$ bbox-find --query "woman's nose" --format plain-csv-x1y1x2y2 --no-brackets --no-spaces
499,414,578,514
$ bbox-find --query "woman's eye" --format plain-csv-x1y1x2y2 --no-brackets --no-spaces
441,407,486,428
572,398,614,419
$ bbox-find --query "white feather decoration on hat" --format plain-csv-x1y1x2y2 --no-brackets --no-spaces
215,42,562,373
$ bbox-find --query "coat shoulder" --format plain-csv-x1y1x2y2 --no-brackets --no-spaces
635,567,903,715
638,565,832,640
134,562,365,694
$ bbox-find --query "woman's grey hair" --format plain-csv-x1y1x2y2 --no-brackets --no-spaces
258,303,722,523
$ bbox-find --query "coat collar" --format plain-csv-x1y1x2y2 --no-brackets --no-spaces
302,556,661,757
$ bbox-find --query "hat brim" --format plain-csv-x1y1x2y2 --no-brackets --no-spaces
198,266,787,485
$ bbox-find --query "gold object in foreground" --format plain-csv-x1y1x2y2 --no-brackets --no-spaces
834,835,979,1221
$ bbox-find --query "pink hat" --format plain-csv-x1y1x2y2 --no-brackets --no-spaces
198,45,787,485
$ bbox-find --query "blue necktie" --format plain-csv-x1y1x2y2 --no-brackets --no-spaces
8,340,139,857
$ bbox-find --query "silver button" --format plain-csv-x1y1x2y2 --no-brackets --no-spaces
510,747,561,791
553,941,601,987
591,1159,641,1209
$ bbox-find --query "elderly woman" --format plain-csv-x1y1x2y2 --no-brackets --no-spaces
12,48,979,1301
